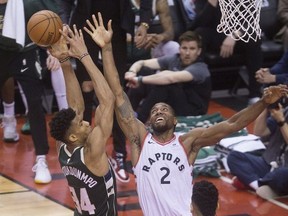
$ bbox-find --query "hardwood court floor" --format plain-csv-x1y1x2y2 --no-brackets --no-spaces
0,100,288,216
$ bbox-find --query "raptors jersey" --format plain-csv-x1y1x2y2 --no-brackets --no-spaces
133,133,193,216
59,144,117,216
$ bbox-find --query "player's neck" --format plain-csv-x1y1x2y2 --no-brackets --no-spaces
152,131,175,143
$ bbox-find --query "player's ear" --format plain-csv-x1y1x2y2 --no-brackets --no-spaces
173,117,177,126
68,134,78,143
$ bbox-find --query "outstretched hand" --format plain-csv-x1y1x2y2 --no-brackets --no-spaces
49,24,89,61
84,12,113,48
48,25,69,61
262,85,288,104
62,24,89,59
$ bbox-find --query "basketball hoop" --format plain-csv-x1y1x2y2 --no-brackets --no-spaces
217,0,262,43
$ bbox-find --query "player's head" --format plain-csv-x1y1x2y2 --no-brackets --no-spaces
49,108,91,144
191,180,219,216
178,31,202,66
149,102,177,133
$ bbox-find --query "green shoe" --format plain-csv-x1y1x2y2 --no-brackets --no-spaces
21,120,31,135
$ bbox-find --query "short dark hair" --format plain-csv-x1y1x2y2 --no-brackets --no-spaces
49,108,76,143
178,31,202,48
192,180,219,216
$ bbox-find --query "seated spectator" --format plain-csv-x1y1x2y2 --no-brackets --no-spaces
125,30,211,123
277,0,288,51
189,0,263,105
127,0,180,112
255,51,288,86
227,103,288,199
191,180,219,216
128,0,179,62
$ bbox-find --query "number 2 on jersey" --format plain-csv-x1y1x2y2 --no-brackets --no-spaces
160,167,170,184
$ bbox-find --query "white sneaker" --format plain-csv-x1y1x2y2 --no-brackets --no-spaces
1,116,19,142
32,158,52,184
256,185,279,200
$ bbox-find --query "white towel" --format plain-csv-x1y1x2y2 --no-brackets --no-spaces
2,0,25,47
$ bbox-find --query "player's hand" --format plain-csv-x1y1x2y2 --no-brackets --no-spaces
262,85,288,105
84,12,113,48
48,25,69,61
61,24,89,60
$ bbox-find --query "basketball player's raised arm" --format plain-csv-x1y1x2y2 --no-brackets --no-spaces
186,85,288,149
50,24,115,155
84,13,147,165
49,25,84,120
63,24,115,157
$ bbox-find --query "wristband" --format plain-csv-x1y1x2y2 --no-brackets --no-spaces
277,120,286,127
138,76,143,84
79,52,89,61
59,56,70,63
128,70,136,73
140,22,149,29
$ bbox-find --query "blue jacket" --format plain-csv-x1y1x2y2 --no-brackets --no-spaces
270,51,288,85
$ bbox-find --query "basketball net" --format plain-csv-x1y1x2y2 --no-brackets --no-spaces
217,0,262,43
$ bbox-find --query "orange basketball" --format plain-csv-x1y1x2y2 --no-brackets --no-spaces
27,10,63,47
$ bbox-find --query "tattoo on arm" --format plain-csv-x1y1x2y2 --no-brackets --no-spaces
116,93,141,151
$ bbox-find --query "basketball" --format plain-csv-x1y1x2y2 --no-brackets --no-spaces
27,10,63,47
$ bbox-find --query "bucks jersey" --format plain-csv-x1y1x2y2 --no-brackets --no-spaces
59,144,117,216
133,132,193,216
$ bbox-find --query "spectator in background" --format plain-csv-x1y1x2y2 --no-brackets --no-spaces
191,180,219,216
125,30,211,123
129,0,179,59
187,0,263,105
227,103,288,199
18,48,68,135
278,0,288,51
255,51,288,86
0,0,61,184
127,0,180,114
57,0,153,183
1,77,19,142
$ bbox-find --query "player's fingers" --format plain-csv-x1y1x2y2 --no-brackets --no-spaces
92,14,99,28
86,19,95,32
97,12,103,27
83,26,92,36
107,20,113,33
79,29,84,39
67,26,75,39
73,24,80,38
59,29,71,42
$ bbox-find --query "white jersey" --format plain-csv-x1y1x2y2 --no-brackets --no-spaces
133,132,193,216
